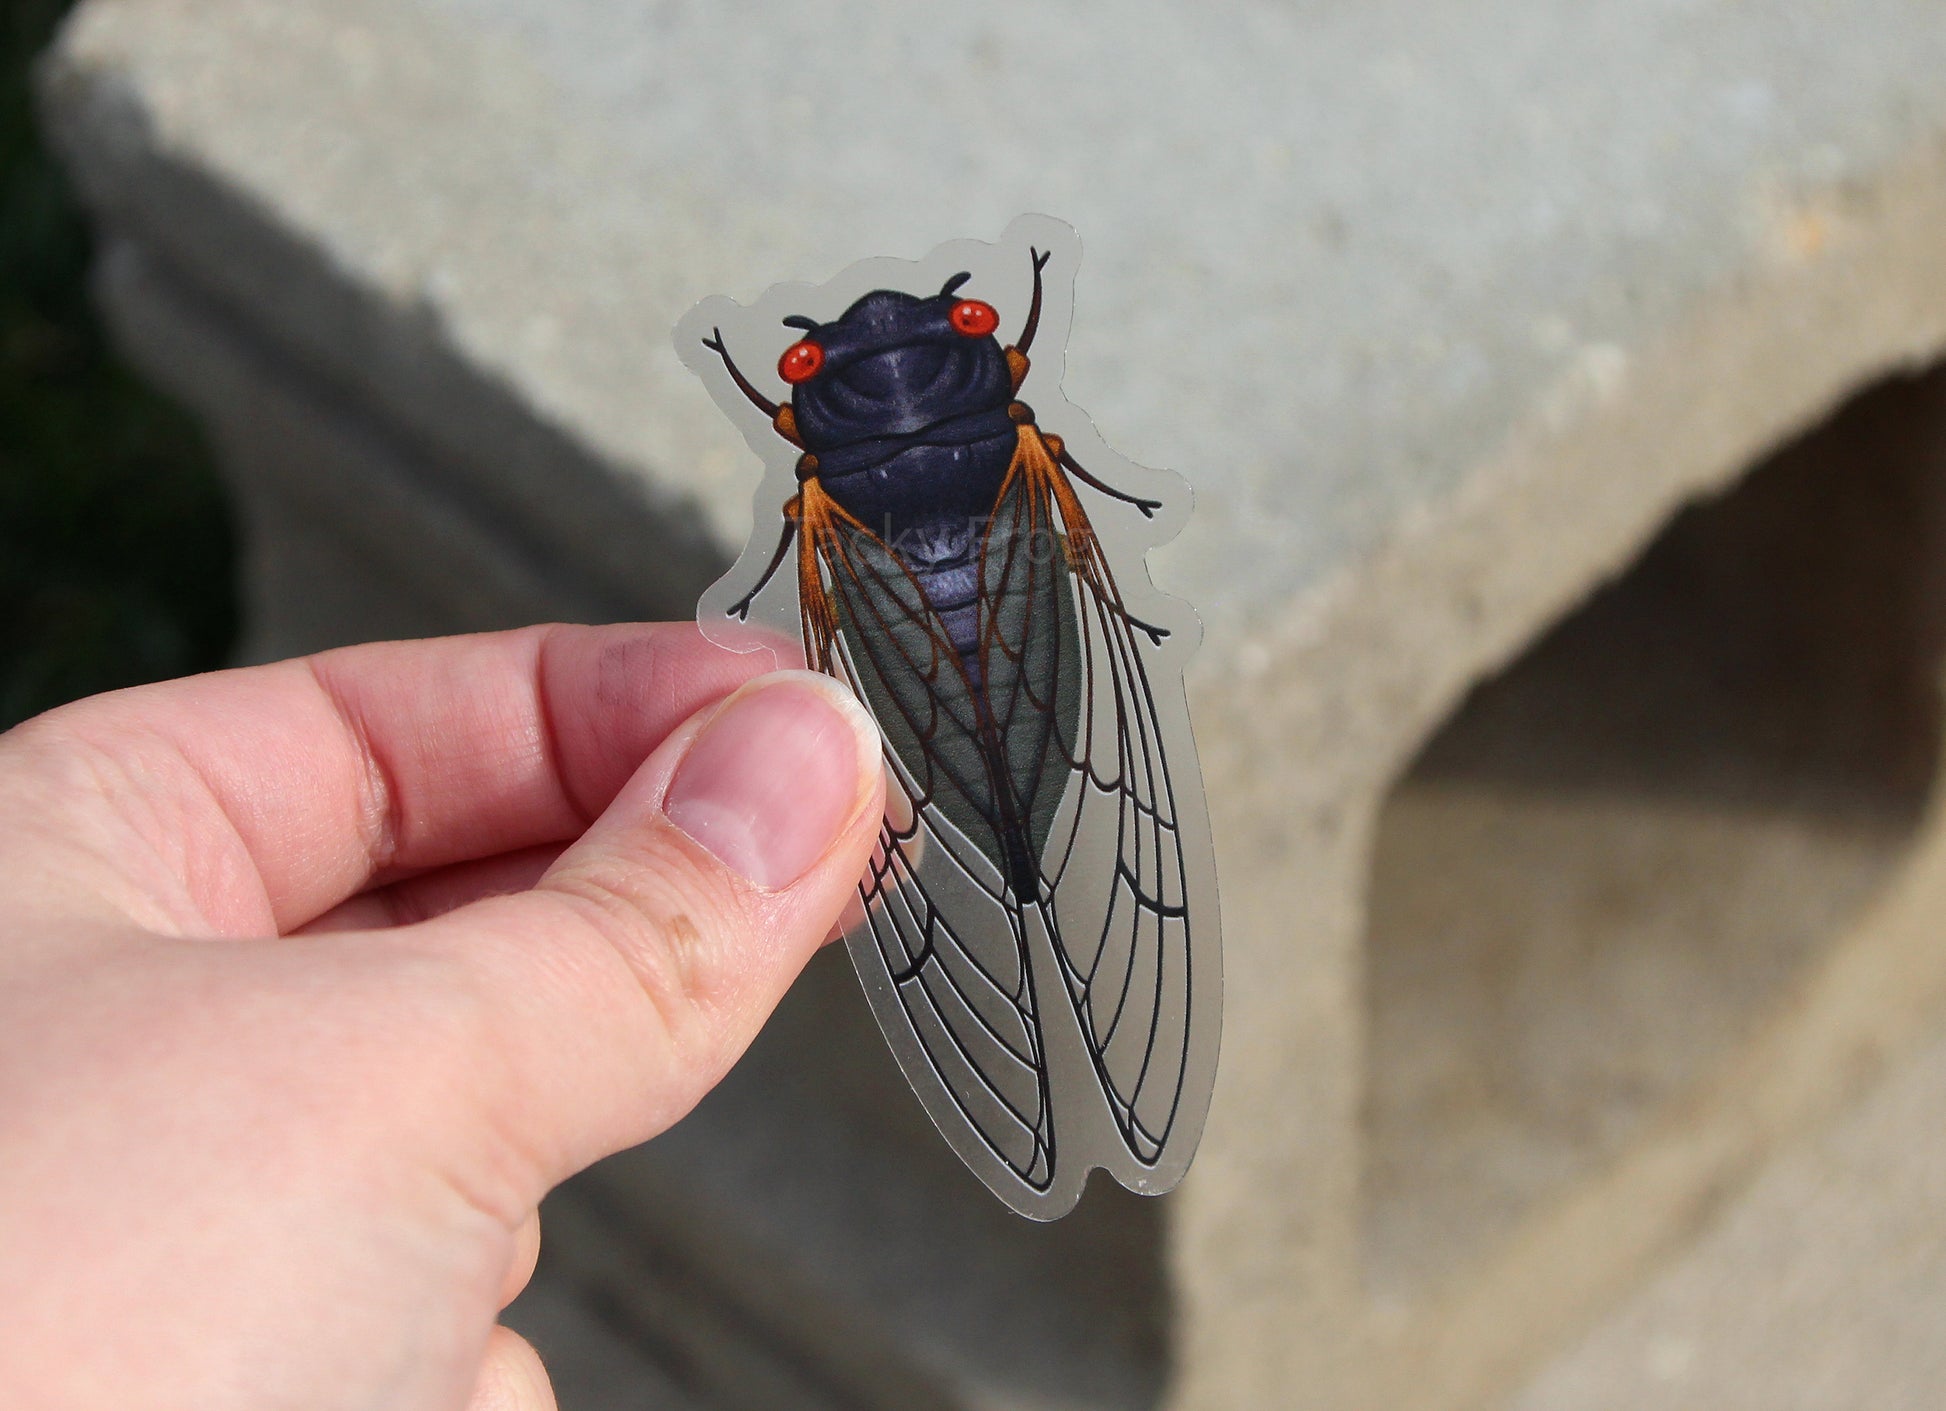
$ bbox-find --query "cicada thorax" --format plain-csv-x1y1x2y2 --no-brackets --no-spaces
811,421,1014,646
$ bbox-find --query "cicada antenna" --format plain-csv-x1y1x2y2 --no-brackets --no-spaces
702,327,780,421
1014,248,1055,355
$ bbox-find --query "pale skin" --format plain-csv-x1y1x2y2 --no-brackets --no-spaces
0,622,886,1411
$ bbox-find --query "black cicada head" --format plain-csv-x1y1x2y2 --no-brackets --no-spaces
776,272,1014,454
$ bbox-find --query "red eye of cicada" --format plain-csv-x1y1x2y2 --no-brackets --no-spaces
949,299,1000,338
778,339,824,383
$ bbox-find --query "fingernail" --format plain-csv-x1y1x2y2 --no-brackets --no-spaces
663,673,876,889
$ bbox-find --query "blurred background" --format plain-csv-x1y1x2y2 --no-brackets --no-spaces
12,2,1946,1409
1,0,232,729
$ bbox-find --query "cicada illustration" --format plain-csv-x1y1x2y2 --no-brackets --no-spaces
678,218,1220,1218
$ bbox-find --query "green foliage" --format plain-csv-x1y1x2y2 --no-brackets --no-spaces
1,0,236,729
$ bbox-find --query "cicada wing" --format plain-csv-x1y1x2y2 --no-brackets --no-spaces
995,428,1218,1194
810,514,1065,1205
847,818,1062,1201
976,467,1085,885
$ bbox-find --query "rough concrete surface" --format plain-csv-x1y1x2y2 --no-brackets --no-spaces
33,1,1946,1407
1510,1017,1946,1411
1368,373,1946,1307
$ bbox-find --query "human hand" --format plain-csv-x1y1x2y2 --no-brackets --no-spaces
0,623,885,1411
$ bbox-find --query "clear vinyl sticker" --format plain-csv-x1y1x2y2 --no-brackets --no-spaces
676,215,1221,1219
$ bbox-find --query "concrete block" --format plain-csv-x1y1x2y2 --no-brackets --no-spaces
36,1,1946,1406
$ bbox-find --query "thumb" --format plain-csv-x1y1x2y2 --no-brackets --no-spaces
397,669,884,1209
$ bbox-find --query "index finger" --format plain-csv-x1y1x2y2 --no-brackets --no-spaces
0,623,792,935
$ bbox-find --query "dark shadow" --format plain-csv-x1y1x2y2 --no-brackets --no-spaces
523,944,1169,1411
2,0,236,727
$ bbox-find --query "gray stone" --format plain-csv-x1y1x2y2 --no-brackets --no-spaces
36,0,1946,1406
